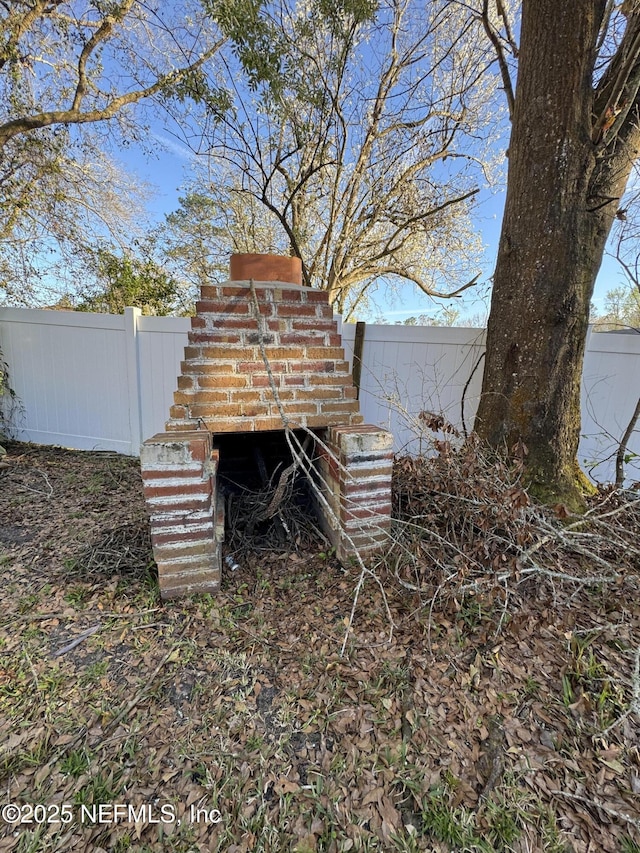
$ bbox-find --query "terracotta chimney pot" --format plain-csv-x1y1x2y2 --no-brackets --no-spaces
229,253,303,286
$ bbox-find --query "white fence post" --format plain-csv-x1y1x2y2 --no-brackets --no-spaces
124,306,143,456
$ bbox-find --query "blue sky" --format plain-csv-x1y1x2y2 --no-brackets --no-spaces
117,129,624,325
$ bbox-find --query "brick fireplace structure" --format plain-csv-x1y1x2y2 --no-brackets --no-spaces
140,254,393,599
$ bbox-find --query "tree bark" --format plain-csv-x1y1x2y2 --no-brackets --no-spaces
475,0,640,509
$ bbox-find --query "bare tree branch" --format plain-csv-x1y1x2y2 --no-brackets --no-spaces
480,0,515,118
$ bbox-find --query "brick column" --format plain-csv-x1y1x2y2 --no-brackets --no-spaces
140,431,223,599
315,424,393,563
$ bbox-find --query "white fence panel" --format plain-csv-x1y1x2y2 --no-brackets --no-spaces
137,315,190,442
580,331,640,484
0,307,134,453
342,324,486,453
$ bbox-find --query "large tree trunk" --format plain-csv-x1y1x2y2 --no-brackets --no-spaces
475,0,640,510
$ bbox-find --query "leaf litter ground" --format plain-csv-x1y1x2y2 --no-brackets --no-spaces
0,441,639,852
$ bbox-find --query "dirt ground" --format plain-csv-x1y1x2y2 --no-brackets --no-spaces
0,441,639,852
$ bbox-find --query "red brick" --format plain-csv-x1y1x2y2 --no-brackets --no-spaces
307,373,352,386
230,390,261,402
288,361,336,373
196,299,250,315
241,403,269,417
149,515,214,532
154,540,217,563
189,331,242,344
262,389,294,401
204,417,255,433
272,288,302,302
190,316,206,329
214,285,249,298
188,403,244,418
152,527,214,547
316,305,334,319
142,467,207,481
275,304,317,317
295,388,343,400
292,318,338,332
200,345,256,360
263,346,306,360
303,290,330,304
209,317,259,330
305,414,345,427
341,463,393,480
283,403,318,415
341,503,393,522
149,496,213,516
143,480,211,500
177,375,194,390
253,416,290,431
306,346,344,359
174,390,228,404
283,375,306,386
169,405,188,419
251,374,280,388
182,361,230,375
320,400,360,413
199,285,221,299
239,361,286,374
280,332,325,345
342,480,391,497
198,375,247,388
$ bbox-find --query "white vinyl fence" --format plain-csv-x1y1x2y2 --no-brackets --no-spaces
1,306,639,484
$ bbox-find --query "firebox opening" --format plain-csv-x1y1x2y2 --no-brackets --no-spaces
215,429,323,551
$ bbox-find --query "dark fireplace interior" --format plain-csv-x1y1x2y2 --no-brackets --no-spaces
214,429,322,550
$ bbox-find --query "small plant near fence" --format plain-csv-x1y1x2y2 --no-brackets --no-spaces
0,343,23,449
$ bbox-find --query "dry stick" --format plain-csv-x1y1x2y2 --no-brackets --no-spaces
11,467,53,498
460,351,485,439
616,396,640,487
52,624,101,657
255,434,312,521
515,493,640,572
549,788,640,830
599,644,640,739
247,279,395,655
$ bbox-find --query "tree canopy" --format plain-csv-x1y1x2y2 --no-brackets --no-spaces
0,0,223,302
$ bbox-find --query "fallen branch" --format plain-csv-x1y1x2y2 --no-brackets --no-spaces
52,624,101,657
550,788,640,830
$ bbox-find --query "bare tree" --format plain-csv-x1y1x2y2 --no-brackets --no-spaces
0,1,223,150
191,0,504,316
0,0,223,302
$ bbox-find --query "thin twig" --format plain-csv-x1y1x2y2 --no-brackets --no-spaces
550,788,640,830
616,396,640,486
